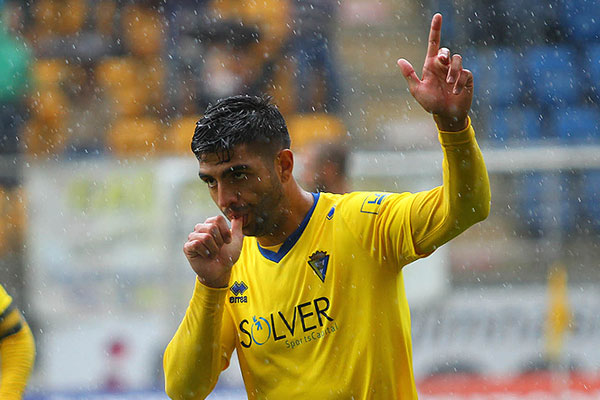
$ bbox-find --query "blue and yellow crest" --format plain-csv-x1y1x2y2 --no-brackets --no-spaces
308,251,330,283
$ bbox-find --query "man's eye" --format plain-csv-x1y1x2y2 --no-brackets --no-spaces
233,172,247,181
205,179,217,188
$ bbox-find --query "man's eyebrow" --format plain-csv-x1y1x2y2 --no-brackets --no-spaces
198,165,250,180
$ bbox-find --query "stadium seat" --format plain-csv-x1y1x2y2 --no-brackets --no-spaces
486,107,542,146
106,116,161,157
515,172,575,236
161,116,200,155
55,0,87,35
134,58,166,113
121,4,164,58
33,59,69,88
94,0,118,37
584,44,600,102
23,119,67,157
515,172,546,237
96,58,146,117
95,58,137,91
551,107,600,144
286,113,346,150
559,0,600,43
580,171,600,233
25,87,69,156
525,46,580,107
464,48,523,107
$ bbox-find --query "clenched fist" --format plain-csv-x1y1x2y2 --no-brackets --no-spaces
183,215,244,288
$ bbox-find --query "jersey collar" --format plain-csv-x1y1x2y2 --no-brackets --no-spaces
256,192,320,263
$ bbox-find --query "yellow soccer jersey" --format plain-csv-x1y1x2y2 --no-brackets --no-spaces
224,190,423,399
0,284,36,400
164,122,490,399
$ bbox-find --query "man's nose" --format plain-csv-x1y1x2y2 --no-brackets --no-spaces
216,183,239,210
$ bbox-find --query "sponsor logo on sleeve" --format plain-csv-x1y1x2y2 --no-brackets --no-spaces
360,193,388,214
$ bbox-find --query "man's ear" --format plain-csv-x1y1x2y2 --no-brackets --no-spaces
275,149,294,183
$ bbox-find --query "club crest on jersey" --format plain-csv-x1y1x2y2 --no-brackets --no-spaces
308,251,330,283
230,281,248,303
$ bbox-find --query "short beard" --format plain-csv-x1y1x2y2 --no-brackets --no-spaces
247,175,287,238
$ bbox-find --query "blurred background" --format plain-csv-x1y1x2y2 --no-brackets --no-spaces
0,0,599,398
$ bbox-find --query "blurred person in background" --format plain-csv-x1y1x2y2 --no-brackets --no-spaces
0,284,35,399
164,14,490,399
301,141,349,194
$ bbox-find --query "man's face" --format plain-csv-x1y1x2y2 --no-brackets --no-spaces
198,144,286,237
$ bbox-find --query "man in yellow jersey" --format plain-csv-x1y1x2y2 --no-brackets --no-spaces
164,13,490,399
0,285,35,399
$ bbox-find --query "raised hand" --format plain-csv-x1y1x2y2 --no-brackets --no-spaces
183,215,244,288
397,13,473,131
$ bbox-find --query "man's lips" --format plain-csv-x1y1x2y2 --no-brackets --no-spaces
228,212,249,226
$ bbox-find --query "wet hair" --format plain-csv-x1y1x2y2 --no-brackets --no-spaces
191,95,291,162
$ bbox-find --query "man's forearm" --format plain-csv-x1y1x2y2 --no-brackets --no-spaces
412,119,491,254
164,279,229,400
439,119,491,226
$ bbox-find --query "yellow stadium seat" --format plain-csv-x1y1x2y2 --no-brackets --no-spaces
95,0,118,36
55,0,87,35
135,58,165,110
106,116,162,157
5,188,27,247
23,119,67,157
121,5,164,58
33,59,68,88
29,88,68,124
266,58,297,117
160,116,200,155
96,58,137,91
286,113,346,150
30,0,58,37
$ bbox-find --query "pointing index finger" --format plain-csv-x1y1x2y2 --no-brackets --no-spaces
426,13,443,59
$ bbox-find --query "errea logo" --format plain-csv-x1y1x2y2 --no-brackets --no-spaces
230,281,248,304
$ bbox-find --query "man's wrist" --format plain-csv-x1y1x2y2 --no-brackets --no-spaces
433,114,469,132
197,274,230,289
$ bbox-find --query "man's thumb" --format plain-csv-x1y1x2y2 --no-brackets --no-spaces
397,58,420,93
231,218,244,242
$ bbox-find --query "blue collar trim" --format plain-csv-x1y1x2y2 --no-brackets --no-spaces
257,192,320,263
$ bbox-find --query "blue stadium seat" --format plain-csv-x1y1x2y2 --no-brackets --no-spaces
525,46,580,107
516,172,546,237
552,107,600,144
486,107,542,146
584,44,600,102
581,171,600,233
560,0,600,43
488,49,523,107
464,48,523,107
516,172,576,236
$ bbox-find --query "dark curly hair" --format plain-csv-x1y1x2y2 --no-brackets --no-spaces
191,95,291,162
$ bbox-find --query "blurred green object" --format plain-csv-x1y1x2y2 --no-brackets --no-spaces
0,13,31,102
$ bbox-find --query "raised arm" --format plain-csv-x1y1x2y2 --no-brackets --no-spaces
397,14,490,255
